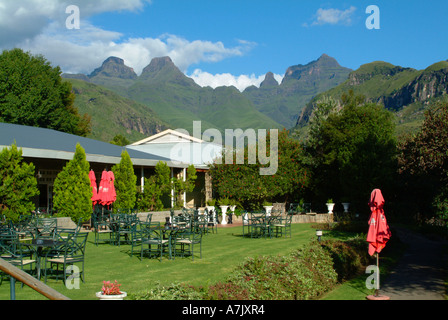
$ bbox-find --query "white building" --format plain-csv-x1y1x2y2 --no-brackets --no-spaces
128,129,223,207
0,123,222,211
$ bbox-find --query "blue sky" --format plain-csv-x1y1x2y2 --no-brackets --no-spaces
1,0,447,91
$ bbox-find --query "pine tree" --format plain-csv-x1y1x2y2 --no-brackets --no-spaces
0,144,39,222
112,150,137,210
53,144,92,223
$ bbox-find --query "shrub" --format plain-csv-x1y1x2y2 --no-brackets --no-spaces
206,241,338,300
321,237,370,282
128,282,204,300
112,150,137,210
0,144,39,222
128,239,370,300
53,143,92,223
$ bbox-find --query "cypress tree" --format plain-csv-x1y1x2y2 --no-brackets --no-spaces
112,150,137,210
0,144,39,222
53,143,92,223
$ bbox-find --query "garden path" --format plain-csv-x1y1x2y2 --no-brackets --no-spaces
379,227,447,300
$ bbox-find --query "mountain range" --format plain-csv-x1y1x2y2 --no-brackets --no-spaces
63,54,352,141
296,60,448,136
63,55,448,143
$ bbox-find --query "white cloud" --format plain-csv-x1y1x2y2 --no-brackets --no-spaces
0,0,150,46
189,69,284,92
0,0,259,90
18,27,254,76
304,6,357,27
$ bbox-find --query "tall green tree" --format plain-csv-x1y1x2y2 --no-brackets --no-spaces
137,161,171,211
306,91,397,212
172,165,197,208
0,144,39,222
53,144,92,223
110,135,130,146
209,130,309,209
398,100,448,223
0,48,90,136
112,150,137,210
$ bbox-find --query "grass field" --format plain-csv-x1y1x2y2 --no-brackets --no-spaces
1,223,321,300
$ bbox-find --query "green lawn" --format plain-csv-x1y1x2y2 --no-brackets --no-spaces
1,223,318,300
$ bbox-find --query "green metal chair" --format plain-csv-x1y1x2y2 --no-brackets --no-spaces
0,230,36,277
192,214,208,235
270,214,292,238
92,216,114,245
36,217,57,239
245,212,267,238
44,232,89,284
130,221,154,259
114,214,133,246
174,230,203,261
141,224,170,262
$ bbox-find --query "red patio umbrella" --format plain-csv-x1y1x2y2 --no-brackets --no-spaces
98,170,116,207
89,170,100,206
107,170,117,205
366,188,392,300
367,189,391,256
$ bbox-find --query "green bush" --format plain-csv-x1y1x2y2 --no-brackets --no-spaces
321,237,370,282
206,241,338,300
128,282,204,300
128,239,369,300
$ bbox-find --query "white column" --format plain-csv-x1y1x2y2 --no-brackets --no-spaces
171,167,174,208
140,167,144,192
183,167,187,207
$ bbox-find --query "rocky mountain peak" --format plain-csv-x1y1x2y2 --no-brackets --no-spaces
141,56,177,75
316,53,340,66
89,56,137,80
282,54,351,84
139,56,198,87
260,72,279,88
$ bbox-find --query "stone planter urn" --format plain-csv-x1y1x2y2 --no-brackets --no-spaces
206,206,216,224
220,205,229,225
342,202,350,213
326,203,335,214
243,212,249,225
96,292,127,300
228,205,236,224
263,206,273,217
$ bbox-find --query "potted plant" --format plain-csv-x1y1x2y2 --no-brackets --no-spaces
228,199,238,224
263,200,273,216
326,198,335,214
229,198,237,213
218,197,230,225
206,199,216,223
96,280,127,300
341,197,350,213
206,199,216,213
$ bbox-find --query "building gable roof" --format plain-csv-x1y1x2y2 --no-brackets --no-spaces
131,129,204,145
0,122,186,167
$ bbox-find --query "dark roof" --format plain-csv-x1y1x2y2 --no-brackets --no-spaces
0,122,182,167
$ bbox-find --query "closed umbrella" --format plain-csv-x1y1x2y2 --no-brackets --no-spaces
107,171,117,205
98,170,110,207
367,189,391,256
89,170,100,206
366,188,391,300
98,170,116,208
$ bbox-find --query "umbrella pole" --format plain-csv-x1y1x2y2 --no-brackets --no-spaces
376,253,380,296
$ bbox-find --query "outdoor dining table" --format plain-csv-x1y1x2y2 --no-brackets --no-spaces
160,226,185,259
244,213,280,238
24,238,64,279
